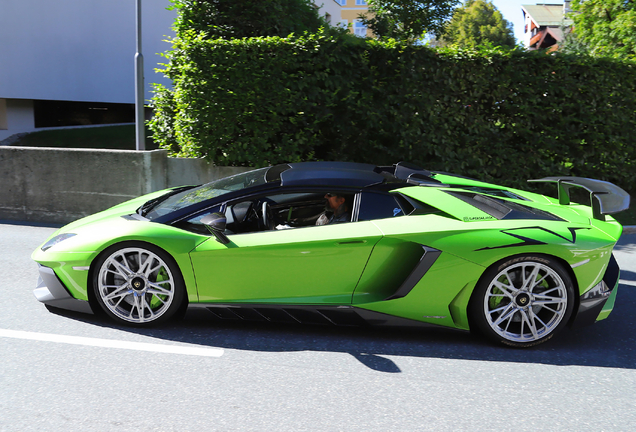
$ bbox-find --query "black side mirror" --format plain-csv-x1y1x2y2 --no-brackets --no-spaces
200,212,231,244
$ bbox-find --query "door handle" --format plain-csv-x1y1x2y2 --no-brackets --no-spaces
336,240,366,245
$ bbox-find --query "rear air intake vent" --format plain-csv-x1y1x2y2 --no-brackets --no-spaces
446,191,563,221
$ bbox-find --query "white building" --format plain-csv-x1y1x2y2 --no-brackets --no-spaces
314,0,345,27
0,0,176,141
521,2,573,51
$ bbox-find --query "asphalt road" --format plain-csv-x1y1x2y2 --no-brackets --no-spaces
1,221,635,431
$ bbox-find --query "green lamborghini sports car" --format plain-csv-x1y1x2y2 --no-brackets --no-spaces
32,162,630,347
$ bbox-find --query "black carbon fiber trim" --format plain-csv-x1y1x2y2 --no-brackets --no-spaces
189,303,443,328
193,304,367,326
571,254,619,328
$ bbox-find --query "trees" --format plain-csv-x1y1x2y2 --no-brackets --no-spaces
570,0,636,59
359,0,460,43
440,0,515,48
170,0,325,39
558,24,591,56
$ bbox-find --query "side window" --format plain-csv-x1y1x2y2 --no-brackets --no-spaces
267,191,353,227
357,192,405,221
175,190,358,235
394,193,416,215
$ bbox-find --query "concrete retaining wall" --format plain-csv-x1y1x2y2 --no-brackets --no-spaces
0,147,251,224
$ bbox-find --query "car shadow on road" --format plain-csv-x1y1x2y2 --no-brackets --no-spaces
620,270,636,281
47,280,636,373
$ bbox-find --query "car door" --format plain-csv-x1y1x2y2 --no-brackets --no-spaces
190,196,384,304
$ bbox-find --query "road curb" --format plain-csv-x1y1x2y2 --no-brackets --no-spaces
622,226,636,234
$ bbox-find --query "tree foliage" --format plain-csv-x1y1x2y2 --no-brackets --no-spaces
570,0,636,59
440,0,516,48
169,0,325,39
359,0,460,43
558,24,591,56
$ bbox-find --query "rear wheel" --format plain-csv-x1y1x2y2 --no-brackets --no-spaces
92,243,185,326
470,255,575,348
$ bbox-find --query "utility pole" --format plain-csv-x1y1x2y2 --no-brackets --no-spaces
135,0,145,150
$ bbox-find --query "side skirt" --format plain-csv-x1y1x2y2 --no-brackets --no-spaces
188,303,446,329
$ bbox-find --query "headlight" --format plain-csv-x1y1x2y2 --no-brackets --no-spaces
41,233,77,252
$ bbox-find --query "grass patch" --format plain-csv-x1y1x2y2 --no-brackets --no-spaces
16,125,159,150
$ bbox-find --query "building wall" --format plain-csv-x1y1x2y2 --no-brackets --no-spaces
523,11,535,48
0,0,175,104
339,0,372,37
313,0,343,26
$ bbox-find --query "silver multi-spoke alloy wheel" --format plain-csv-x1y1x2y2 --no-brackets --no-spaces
471,255,574,347
95,245,181,325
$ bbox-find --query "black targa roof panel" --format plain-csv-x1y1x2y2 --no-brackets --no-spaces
281,162,388,188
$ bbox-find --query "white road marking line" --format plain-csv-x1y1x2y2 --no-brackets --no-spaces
619,279,636,287
0,329,224,357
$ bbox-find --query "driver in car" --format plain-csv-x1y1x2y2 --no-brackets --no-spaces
316,193,351,225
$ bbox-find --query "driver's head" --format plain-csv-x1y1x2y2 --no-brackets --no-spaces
324,192,346,211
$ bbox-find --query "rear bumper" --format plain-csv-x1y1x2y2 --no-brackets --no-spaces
571,254,619,328
33,265,93,314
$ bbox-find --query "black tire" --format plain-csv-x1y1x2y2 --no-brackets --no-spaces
469,254,575,348
91,242,186,326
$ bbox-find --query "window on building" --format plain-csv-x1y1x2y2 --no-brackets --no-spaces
354,20,367,37
336,0,347,5
33,100,136,128
356,0,367,5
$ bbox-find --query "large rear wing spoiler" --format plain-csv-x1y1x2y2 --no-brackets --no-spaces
528,177,630,220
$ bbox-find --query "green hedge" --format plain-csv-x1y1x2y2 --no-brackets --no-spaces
150,30,636,193
169,0,325,40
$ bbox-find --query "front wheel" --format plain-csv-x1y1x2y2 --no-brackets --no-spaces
469,255,575,348
92,243,185,326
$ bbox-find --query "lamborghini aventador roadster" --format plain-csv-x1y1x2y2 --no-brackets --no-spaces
32,162,630,347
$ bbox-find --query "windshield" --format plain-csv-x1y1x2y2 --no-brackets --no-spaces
144,167,270,220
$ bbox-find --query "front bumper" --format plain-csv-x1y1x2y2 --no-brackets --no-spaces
571,254,619,328
33,265,94,314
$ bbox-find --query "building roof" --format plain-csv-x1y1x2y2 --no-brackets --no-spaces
545,26,565,41
522,4,571,27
